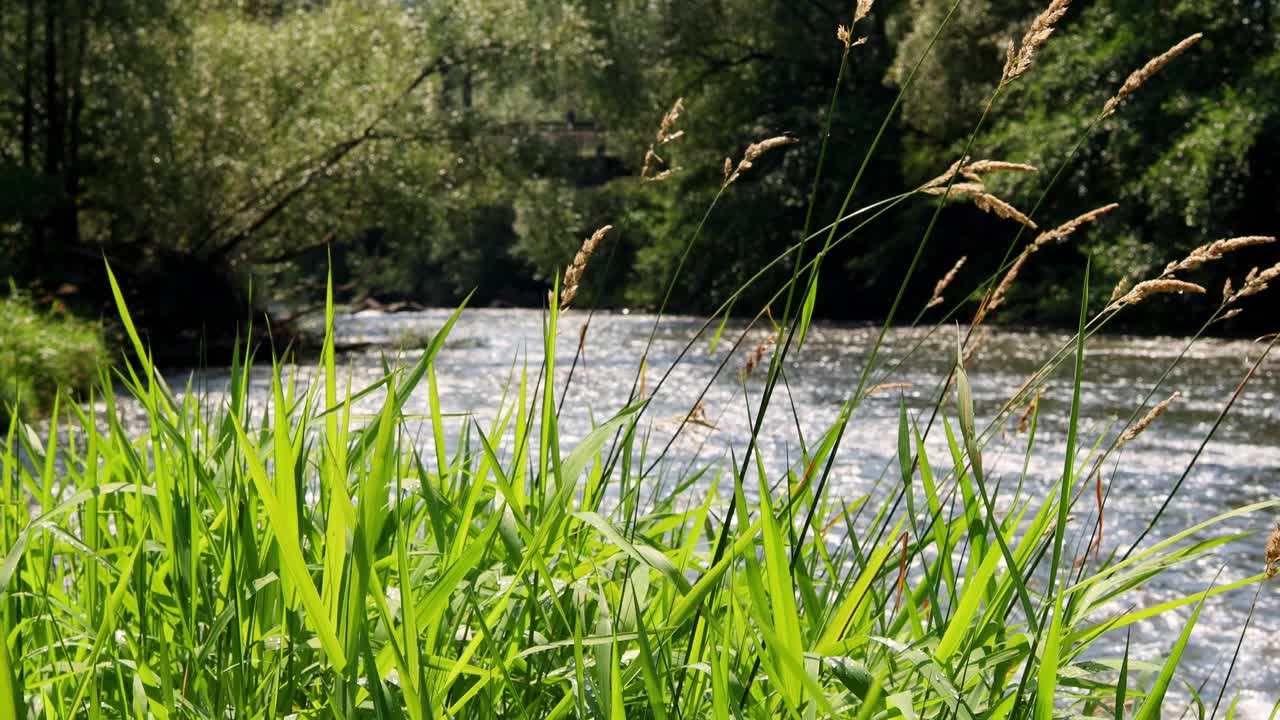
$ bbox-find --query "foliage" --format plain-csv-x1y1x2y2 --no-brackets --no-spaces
4,0,1277,337
0,0,604,337
0,294,105,426
914,0,1280,323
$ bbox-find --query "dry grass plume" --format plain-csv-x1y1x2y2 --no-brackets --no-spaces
975,204,1118,324
921,158,1040,229
1102,34,1204,118
1227,260,1280,303
1164,236,1275,275
1113,279,1206,308
1001,0,1072,86
557,225,613,310
1119,391,1180,446
726,137,799,186
1266,522,1280,578
641,98,686,180
837,0,875,50
741,332,778,380
927,256,967,310
867,382,913,396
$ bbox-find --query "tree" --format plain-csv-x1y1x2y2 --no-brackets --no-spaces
888,0,1280,327
2,0,605,354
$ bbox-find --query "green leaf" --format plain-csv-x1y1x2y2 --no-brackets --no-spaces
797,276,818,350
0,615,17,720
1035,600,1062,720
229,415,346,672
574,512,690,593
1133,579,1213,720
1116,630,1131,720
826,657,873,700
561,403,643,486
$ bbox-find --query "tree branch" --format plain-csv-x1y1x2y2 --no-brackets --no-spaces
203,56,448,261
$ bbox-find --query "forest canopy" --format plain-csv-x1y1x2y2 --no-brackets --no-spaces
2,0,1277,353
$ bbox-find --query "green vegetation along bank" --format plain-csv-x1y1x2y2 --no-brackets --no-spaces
0,293,105,427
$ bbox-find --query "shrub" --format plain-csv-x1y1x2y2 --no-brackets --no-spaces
0,293,106,426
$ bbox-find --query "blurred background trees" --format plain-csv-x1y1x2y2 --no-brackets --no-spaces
2,0,1276,356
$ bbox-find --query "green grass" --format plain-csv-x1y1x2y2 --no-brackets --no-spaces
2,5,1276,717
0,293,106,427
0,259,1271,716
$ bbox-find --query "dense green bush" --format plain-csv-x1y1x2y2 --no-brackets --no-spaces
0,294,106,425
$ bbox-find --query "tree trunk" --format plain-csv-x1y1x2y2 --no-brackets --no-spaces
43,0,62,184
21,0,34,171
33,0,63,263
39,0,84,267
65,0,88,250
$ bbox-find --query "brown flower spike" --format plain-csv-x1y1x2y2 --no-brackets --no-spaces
1266,523,1280,578
1001,0,1072,86
558,225,613,310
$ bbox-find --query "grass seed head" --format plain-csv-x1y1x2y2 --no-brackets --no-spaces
1110,276,1132,303
1266,523,1280,578
645,167,681,183
1115,278,1206,307
962,326,991,366
1119,391,1180,446
920,160,1038,229
922,157,968,190
922,157,1035,190
977,204,1117,323
922,181,987,197
963,160,1039,176
1165,235,1275,275
977,251,1032,325
741,332,777,380
972,192,1038,229
656,97,685,144
1231,261,1280,301
727,136,798,185
867,382,912,396
642,97,686,178
927,256,967,310
1017,387,1044,434
838,0,874,49
854,0,874,24
1002,0,1072,86
744,136,798,163
684,399,716,429
559,225,613,310
1102,34,1203,118
1035,203,1120,246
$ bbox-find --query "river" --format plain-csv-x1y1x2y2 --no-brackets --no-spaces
176,307,1280,714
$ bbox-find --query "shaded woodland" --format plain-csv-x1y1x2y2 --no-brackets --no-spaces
2,1,1277,357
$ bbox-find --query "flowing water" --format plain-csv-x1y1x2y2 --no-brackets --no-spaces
168,307,1280,714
